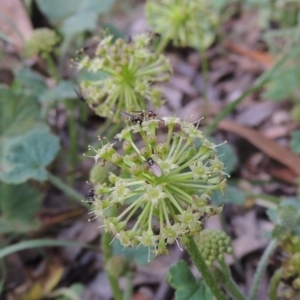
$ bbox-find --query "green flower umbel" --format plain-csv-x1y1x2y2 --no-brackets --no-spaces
86,117,227,256
76,34,172,121
146,0,218,50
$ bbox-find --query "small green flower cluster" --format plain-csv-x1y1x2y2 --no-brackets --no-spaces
24,28,60,58
86,116,227,256
146,0,218,50
195,229,232,266
278,234,300,298
75,34,172,121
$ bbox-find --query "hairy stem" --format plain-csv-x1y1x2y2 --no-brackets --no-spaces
123,271,134,300
101,207,122,300
181,235,228,300
248,239,278,300
47,172,86,206
218,258,246,300
268,267,282,300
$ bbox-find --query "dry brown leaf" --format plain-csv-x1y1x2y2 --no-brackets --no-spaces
8,261,64,300
224,41,274,67
218,119,300,178
0,0,33,52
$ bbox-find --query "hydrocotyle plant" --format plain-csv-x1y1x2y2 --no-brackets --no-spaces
74,33,172,122
85,116,228,259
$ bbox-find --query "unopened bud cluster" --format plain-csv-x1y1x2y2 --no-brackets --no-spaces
195,229,232,266
24,28,60,58
278,234,300,298
75,33,172,121
146,0,218,50
86,116,228,256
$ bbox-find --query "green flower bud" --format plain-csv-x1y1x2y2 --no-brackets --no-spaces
112,153,123,164
195,229,232,264
106,256,129,279
24,28,60,58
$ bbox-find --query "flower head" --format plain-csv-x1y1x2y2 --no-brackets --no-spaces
195,229,233,266
75,33,172,121
146,0,218,50
87,117,228,255
24,28,60,58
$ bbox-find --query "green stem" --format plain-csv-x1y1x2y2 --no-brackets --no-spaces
220,215,244,279
47,288,81,300
205,48,297,136
101,207,122,300
65,101,78,185
154,37,169,54
218,258,246,300
123,271,134,300
181,235,228,300
44,53,60,82
200,48,209,119
96,118,113,138
47,172,86,206
248,239,278,300
268,267,282,300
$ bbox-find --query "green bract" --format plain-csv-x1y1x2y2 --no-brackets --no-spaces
146,0,218,50
76,34,172,121
87,117,227,256
195,229,232,266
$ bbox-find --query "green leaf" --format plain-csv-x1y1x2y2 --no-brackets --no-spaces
36,0,114,36
112,239,154,265
35,0,78,23
62,12,98,36
0,239,94,259
39,80,76,103
0,87,41,138
290,130,300,154
216,141,238,174
264,65,300,101
56,283,84,300
0,128,60,183
267,199,300,237
167,260,213,300
211,184,247,205
0,183,41,227
14,68,47,101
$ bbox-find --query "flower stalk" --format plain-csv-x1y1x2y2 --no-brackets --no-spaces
181,235,228,300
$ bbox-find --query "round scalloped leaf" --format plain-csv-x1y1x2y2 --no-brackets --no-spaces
0,87,41,138
167,260,213,300
0,183,42,234
0,128,60,183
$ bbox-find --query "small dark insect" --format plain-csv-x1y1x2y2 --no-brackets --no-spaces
121,111,143,125
147,158,162,177
132,110,157,119
126,35,132,43
86,188,95,205
74,87,86,102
